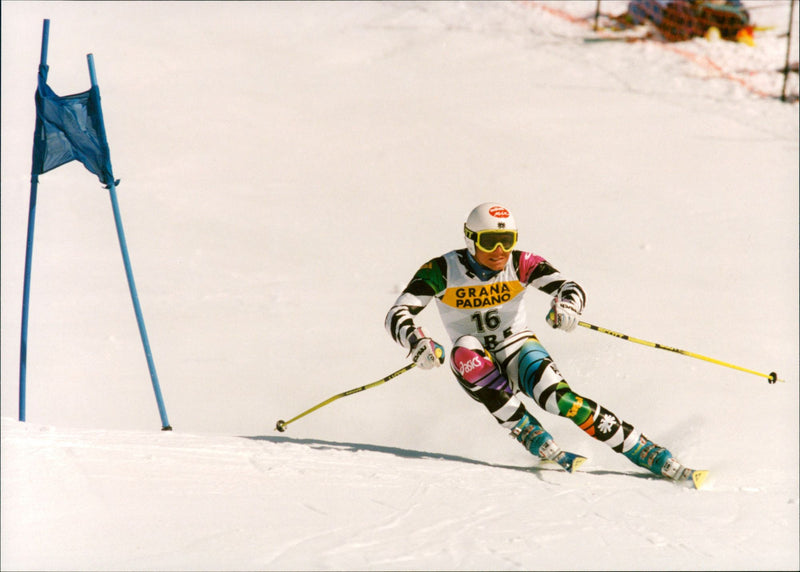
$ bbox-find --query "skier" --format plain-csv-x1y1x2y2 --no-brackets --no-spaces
385,202,692,482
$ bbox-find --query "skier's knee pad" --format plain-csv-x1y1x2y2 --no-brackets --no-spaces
450,336,510,392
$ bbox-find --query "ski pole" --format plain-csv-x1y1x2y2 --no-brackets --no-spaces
577,321,783,384
275,362,417,432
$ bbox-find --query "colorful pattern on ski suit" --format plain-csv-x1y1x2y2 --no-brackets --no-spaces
386,249,583,350
385,249,642,456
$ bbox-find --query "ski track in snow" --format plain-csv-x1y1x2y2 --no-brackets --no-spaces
3,418,798,570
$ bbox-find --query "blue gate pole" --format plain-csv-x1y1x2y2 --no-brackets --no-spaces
20,19,51,422
87,54,172,430
19,177,39,423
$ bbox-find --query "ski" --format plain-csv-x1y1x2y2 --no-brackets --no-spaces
679,468,710,490
664,458,709,489
541,451,588,474
539,453,706,487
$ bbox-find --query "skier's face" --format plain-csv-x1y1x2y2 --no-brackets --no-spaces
474,244,510,272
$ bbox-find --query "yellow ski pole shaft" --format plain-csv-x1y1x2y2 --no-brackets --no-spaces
275,362,417,432
578,321,783,384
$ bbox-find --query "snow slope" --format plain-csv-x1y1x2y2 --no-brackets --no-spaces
1,1,798,570
1,417,797,571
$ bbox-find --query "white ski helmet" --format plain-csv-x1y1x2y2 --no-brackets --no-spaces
464,202,518,255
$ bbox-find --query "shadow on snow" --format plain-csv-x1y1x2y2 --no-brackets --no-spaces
243,434,655,482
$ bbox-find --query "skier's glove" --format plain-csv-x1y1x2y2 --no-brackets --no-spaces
546,296,581,332
407,327,445,370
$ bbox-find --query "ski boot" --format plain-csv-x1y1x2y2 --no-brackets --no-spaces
624,434,708,489
511,414,586,473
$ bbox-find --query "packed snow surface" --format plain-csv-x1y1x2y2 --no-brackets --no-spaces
1,1,798,570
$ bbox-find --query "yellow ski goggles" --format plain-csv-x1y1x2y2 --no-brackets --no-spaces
464,226,518,253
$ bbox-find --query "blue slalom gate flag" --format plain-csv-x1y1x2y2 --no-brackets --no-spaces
31,64,117,187
21,19,171,430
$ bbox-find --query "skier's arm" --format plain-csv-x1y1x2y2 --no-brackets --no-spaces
385,290,432,351
515,251,586,330
385,256,447,350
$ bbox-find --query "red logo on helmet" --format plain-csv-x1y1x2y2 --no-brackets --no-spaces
488,206,510,218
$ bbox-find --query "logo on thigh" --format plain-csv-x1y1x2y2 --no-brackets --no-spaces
452,347,494,382
458,356,484,376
